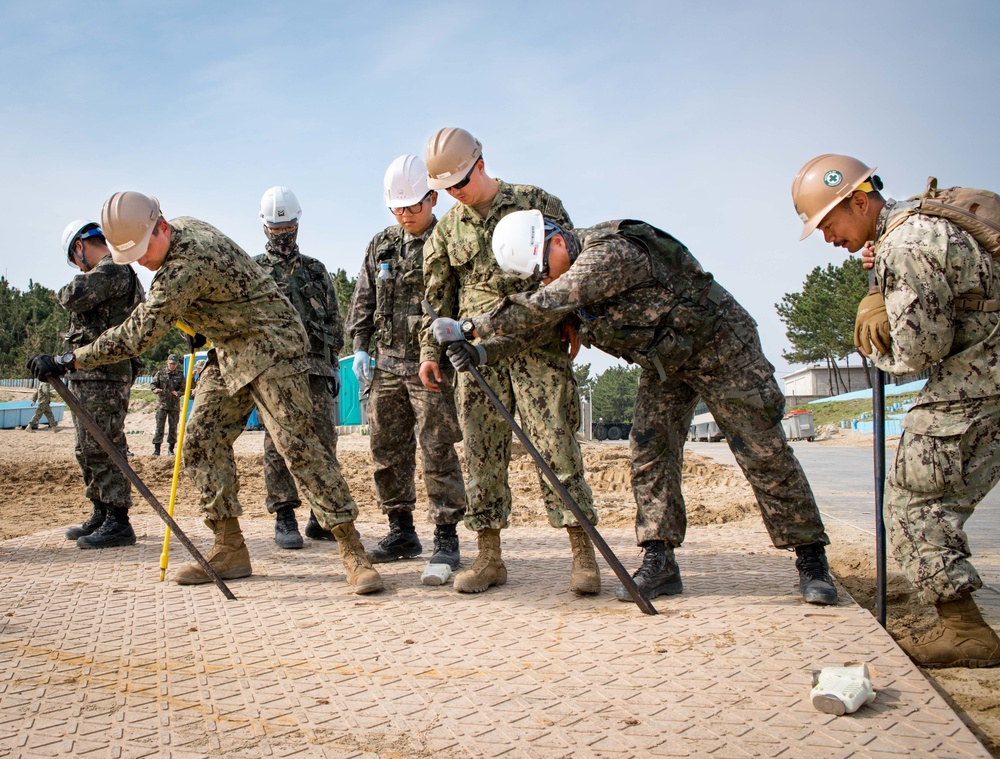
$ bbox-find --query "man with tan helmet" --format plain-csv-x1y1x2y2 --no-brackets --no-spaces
794,154,1000,667
420,127,599,597
346,154,466,582
433,210,837,606
27,191,384,595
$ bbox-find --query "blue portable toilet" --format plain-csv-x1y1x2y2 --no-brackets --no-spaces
339,354,365,425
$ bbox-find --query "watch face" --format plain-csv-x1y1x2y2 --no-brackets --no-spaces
462,319,475,336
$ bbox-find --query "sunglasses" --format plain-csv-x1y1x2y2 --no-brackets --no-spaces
448,161,478,191
390,192,431,216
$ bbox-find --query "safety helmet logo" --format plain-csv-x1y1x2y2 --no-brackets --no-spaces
823,170,843,188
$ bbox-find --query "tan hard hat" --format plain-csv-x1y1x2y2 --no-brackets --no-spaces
791,154,876,240
425,127,482,190
101,191,162,263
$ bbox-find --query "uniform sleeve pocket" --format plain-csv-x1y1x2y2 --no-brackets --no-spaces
894,408,973,494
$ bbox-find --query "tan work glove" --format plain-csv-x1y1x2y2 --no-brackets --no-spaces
854,290,891,357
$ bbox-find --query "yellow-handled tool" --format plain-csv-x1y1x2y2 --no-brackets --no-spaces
159,322,202,582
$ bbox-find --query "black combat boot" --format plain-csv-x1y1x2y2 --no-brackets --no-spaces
168,446,175,456
615,541,683,602
795,543,838,605
304,511,336,541
152,445,160,456
65,501,107,540
274,506,303,550
77,506,137,549
368,510,422,563
428,523,460,569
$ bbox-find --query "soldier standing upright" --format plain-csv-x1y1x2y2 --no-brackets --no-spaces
57,219,144,549
254,186,342,548
25,381,59,431
346,154,466,582
28,192,383,594
419,128,599,597
433,210,837,606
150,354,183,455
794,154,1000,667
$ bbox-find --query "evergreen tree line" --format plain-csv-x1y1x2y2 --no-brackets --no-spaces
775,256,872,394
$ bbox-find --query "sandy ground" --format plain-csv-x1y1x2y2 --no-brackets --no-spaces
1,386,997,756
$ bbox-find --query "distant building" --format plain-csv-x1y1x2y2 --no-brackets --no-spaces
781,364,872,406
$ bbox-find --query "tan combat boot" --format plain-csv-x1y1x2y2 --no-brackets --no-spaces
901,592,1000,668
567,525,601,595
332,522,384,595
454,528,506,593
174,517,252,585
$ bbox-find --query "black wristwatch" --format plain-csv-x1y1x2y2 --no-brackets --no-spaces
461,318,476,339
56,351,76,369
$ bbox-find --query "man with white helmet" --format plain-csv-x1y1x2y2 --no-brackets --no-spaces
254,186,342,549
28,192,384,595
345,155,466,580
55,219,144,549
794,154,1000,667
420,128,600,597
432,210,837,607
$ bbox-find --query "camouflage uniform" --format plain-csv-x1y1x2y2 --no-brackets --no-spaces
26,382,57,429
472,220,829,549
421,181,595,531
73,217,359,528
151,362,184,450
254,245,343,515
870,199,1000,604
347,220,465,524
58,255,143,509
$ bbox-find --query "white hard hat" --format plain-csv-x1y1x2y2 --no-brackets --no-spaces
259,186,302,227
61,219,102,261
492,210,547,279
384,154,430,208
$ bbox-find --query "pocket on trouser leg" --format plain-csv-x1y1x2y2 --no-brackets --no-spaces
893,408,973,495
893,432,966,494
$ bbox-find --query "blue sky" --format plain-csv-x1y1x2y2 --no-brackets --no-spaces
2,1,998,382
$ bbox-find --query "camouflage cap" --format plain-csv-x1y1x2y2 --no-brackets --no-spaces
167,354,180,363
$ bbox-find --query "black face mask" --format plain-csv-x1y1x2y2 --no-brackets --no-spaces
264,226,299,257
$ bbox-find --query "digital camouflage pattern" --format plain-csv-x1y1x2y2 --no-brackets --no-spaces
348,222,436,377
59,254,143,382
152,365,184,410
347,220,466,523
872,200,1000,603
262,374,341,513
151,364,184,450
58,252,142,508
187,358,358,525
255,245,344,513
74,218,310,394
27,382,56,428
420,181,572,363
367,368,465,524
254,247,343,378
73,217,357,527
70,380,132,508
474,220,828,548
422,181,595,530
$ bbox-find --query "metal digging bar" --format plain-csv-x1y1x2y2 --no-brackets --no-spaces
423,300,657,615
873,366,888,628
868,270,887,628
48,375,237,600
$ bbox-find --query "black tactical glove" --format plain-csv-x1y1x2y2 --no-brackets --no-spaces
329,370,341,398
27,352,74,380
446,341,487,373
184,332,207,352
